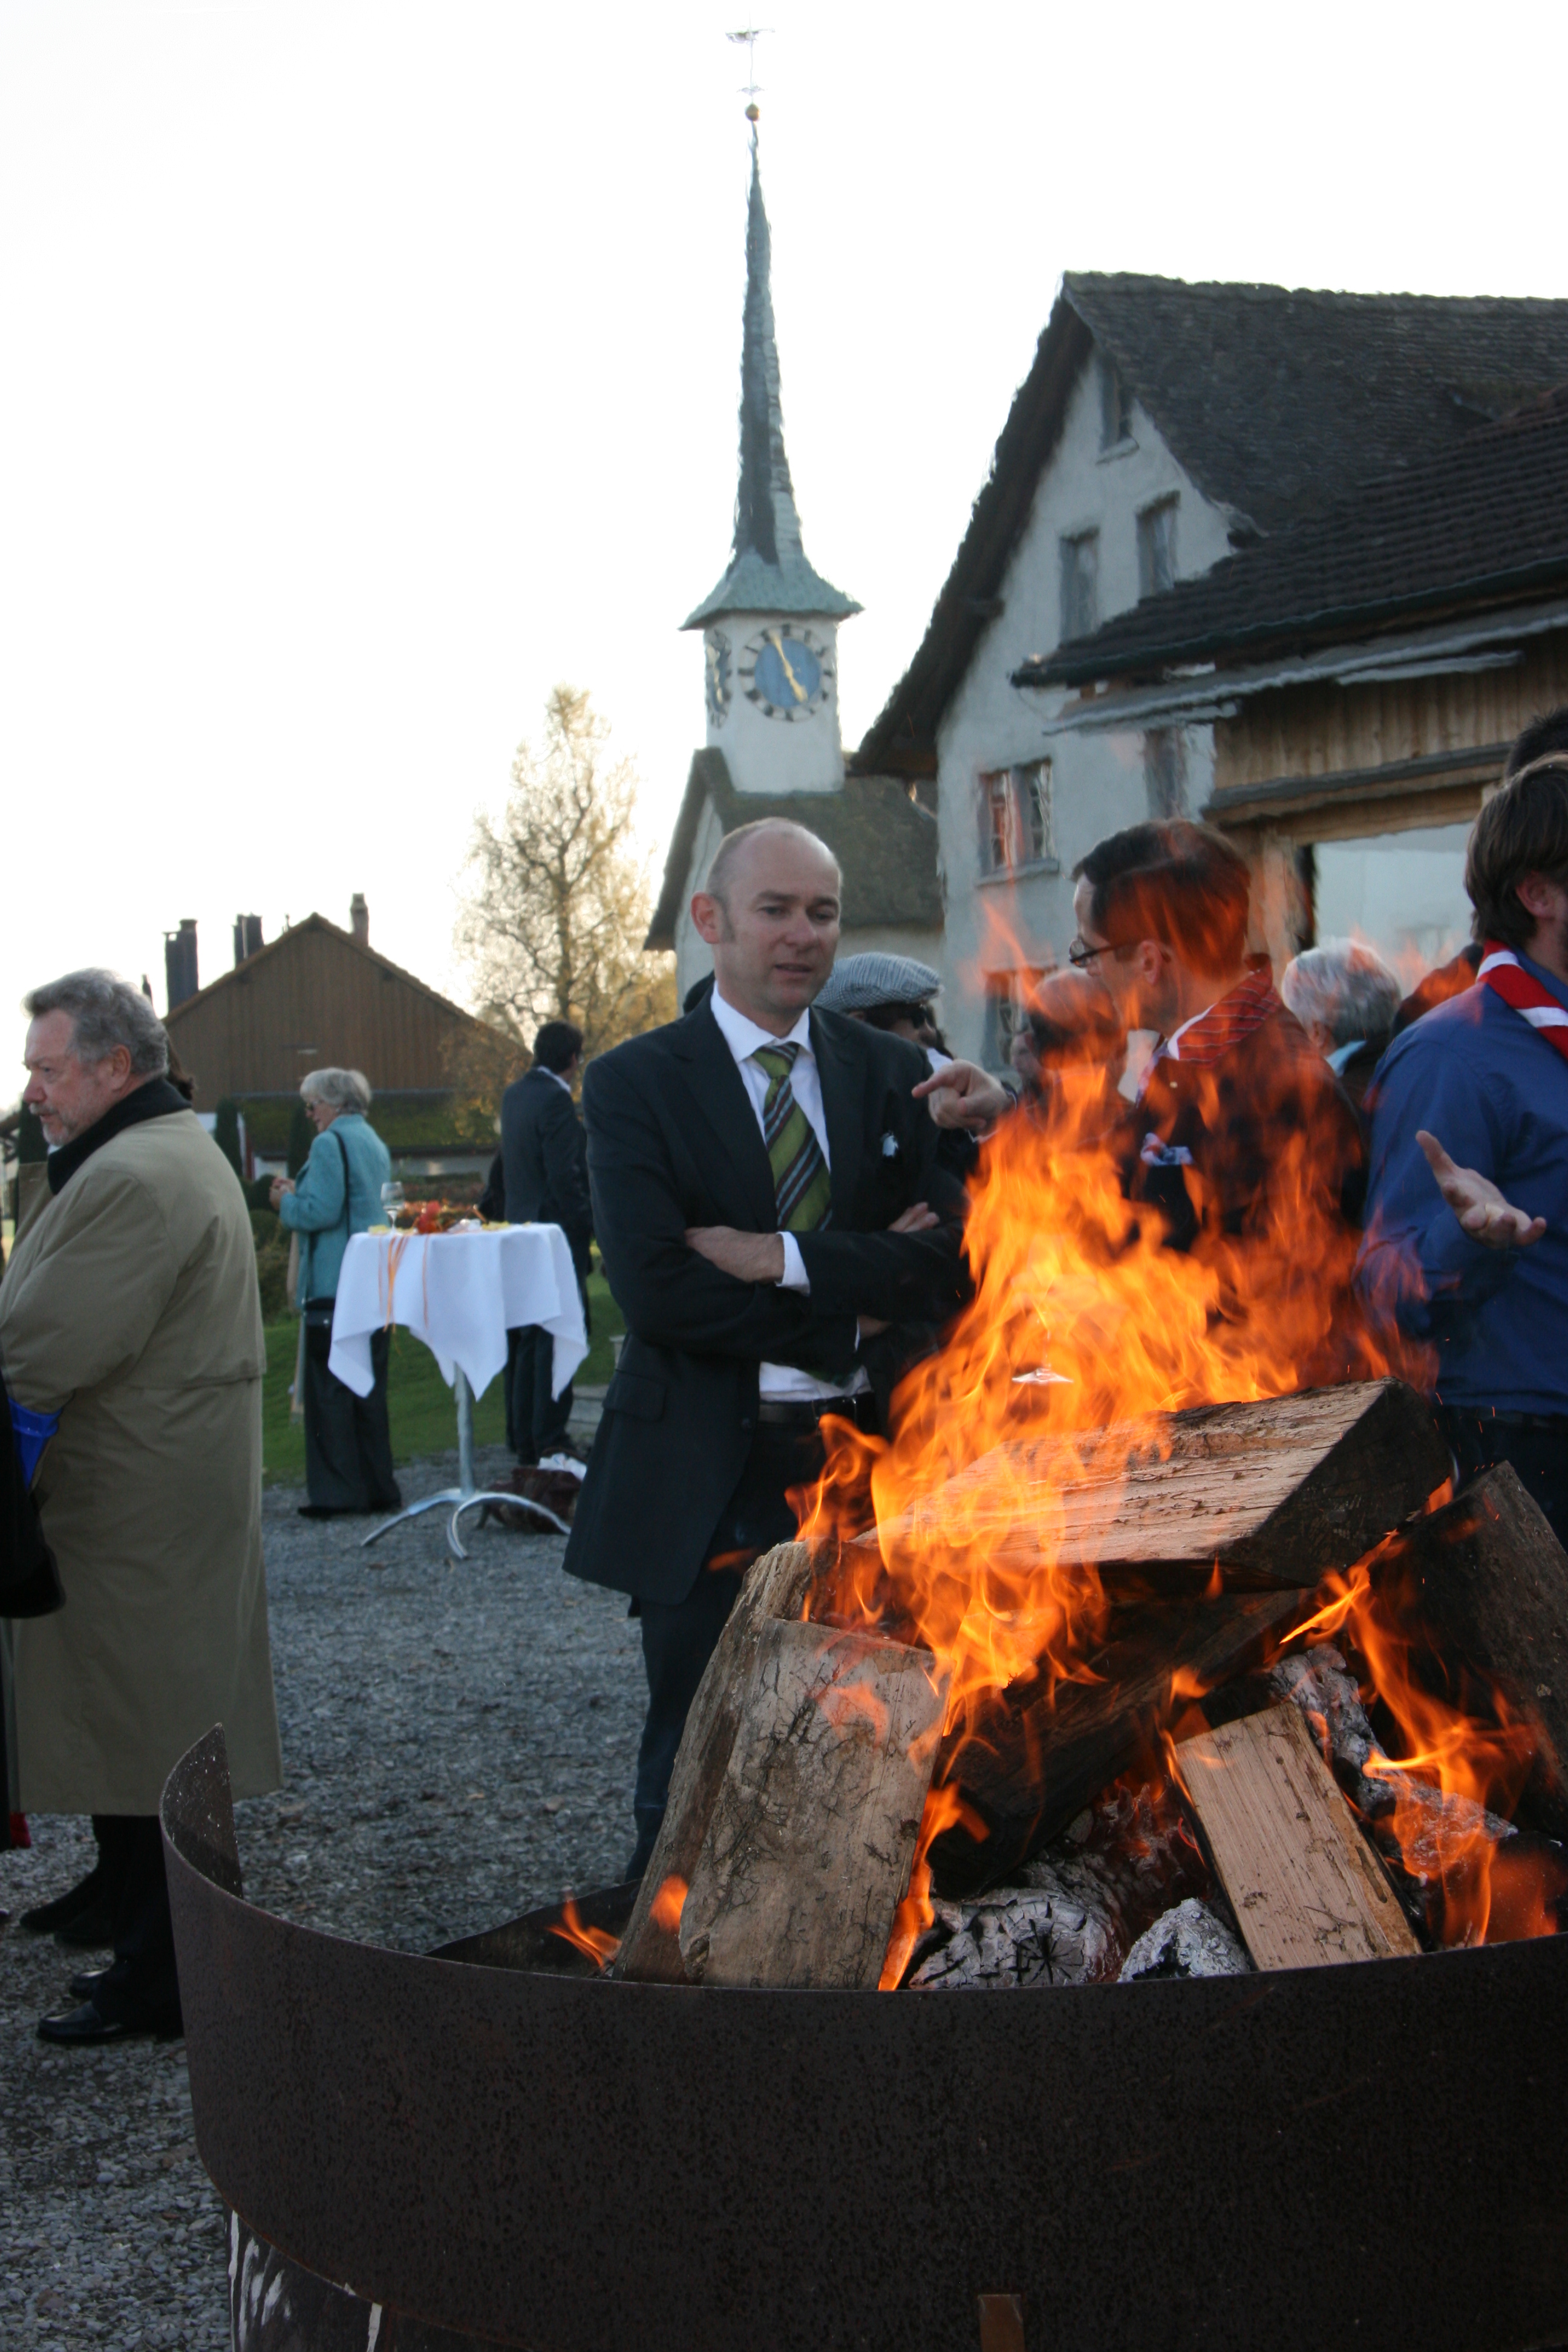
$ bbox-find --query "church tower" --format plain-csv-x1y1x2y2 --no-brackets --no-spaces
682,125,860,796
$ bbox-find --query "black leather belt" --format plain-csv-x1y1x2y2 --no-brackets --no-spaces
756,1394,878,1432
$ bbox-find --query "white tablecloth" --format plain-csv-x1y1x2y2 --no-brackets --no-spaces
328,1226,588,1403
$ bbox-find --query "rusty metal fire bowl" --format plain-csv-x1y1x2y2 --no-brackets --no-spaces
165,1727,1568,2352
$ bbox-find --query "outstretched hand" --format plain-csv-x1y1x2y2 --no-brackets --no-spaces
913,1059,1012,1132
1417,1130,1546,1250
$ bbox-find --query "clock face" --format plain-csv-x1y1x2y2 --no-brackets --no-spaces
738,626,833,722
704,629,731,728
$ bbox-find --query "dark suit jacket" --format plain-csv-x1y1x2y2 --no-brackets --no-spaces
501,1068,592,1279
563,1002,969,1604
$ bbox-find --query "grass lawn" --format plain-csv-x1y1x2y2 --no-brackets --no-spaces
262,1263,624,1485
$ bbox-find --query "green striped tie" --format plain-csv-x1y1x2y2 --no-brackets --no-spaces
753,1044,833,1232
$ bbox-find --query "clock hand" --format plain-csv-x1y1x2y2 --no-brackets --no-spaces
764,628,809,704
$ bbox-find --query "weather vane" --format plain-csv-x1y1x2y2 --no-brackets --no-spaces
727,25,770,123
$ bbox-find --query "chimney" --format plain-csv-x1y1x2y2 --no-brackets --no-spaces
163,918,199,1010
232,913,265,966
350,892,369,947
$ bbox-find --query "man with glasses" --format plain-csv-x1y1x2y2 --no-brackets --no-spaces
924,819,1362,1269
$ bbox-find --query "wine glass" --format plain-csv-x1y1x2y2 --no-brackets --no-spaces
380,1180,405,1230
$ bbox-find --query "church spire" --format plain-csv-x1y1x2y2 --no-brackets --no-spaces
682,127,860,631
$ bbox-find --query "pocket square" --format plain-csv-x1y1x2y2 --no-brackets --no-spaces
881,1131,900,1157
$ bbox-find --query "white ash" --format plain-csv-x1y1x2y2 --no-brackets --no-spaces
910,1776,1209,1990
909,1884,1119,1989
1119,1898,1252,1982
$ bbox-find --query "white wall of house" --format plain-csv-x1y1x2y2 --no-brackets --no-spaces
933,348,1233,1065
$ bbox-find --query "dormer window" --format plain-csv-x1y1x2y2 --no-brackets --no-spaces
1100,359,1134,451
1137,495,1179,598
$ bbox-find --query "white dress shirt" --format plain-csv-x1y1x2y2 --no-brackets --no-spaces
707,987,866,1401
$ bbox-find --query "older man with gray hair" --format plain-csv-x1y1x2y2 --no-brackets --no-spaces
1,970,281,2042
1279,938,1403,1107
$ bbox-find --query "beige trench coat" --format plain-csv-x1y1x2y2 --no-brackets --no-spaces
0,1106,281,1812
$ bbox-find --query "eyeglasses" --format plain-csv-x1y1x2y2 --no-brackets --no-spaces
1067,938,1113,969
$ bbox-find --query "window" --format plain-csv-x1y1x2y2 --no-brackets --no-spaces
981,970,1047,1070
1100,359,1133,451
1144,727,1188,819
978,760,1054,874
1059,531,1099,641
1137,496,1178,598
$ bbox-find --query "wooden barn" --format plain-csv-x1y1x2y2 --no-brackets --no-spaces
163,903,503,1179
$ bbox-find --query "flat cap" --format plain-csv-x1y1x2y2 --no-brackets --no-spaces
816,952,942,1014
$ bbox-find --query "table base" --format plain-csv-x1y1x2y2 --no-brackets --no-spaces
360,1365,573,1558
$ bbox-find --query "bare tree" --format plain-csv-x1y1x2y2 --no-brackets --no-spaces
454,685,675,1070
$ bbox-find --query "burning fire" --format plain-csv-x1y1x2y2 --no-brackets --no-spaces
548,1898,621,1971
786,1064,1557,1959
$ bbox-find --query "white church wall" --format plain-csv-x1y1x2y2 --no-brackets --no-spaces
704,613,846,795
933,349,1233,1065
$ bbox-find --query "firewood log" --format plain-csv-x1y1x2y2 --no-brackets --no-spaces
1178,1704,1419,1968
611,1541,818,1984
1382,1465,1568,1839
933,1588,1312,1884
870,1379,1448,1592
679,1618,944,1988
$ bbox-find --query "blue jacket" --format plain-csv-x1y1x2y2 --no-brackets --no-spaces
278,1112,391,1304
1356,953,1568,1413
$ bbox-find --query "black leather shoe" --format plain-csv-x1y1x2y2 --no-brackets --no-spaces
69,1968,108,2002
19,1870,105,1935
38,1998,182,2045
53,1895,118,1950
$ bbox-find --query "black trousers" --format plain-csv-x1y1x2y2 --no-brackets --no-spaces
1440,1408,1568,1552
90,1813,180,2025
303,1319,400,1513
628,1421,825,1878
510,1324,573,1463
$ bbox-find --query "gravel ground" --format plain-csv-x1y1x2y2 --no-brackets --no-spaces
0,1443,644,2350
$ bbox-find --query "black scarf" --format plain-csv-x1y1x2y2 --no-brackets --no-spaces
46,1077,190,1196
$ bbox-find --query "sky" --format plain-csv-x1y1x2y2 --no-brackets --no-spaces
4,0,1568,1079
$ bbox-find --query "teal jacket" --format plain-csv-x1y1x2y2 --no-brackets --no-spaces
278,1113,391,1304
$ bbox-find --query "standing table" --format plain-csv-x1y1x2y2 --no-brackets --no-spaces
328,1224,589,1557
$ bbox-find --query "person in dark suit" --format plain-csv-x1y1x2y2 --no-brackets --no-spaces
501,1021,593,1466
563,819,968,1876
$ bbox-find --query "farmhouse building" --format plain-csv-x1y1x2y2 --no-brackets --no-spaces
162,902,500,1178
857,278,1568,1063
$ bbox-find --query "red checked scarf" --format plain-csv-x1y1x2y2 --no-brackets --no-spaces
1478,941,1568,1065
1155,961,1282,1070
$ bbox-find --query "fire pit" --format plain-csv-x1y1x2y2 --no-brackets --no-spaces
166,1723,1568,2352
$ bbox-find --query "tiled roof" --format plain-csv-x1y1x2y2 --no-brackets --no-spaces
645,751,941,950
855,278,1568,768
1018,385,1568,687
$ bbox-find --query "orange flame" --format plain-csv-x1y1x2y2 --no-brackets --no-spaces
547,1897,621,1971
649,1874,688,1933
879,1781,989,1991
803,1082,1417,1772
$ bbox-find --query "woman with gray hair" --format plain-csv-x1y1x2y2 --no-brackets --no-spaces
1279,939,1403,1107
270,1070,400,1517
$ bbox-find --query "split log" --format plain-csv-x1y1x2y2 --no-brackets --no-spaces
870,1379,1447,1592
1178,1704,1419,1969
1385,1465,1568,1838
612,1541,818,1984
933,1587,1312,1884
679,1619,944,1988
